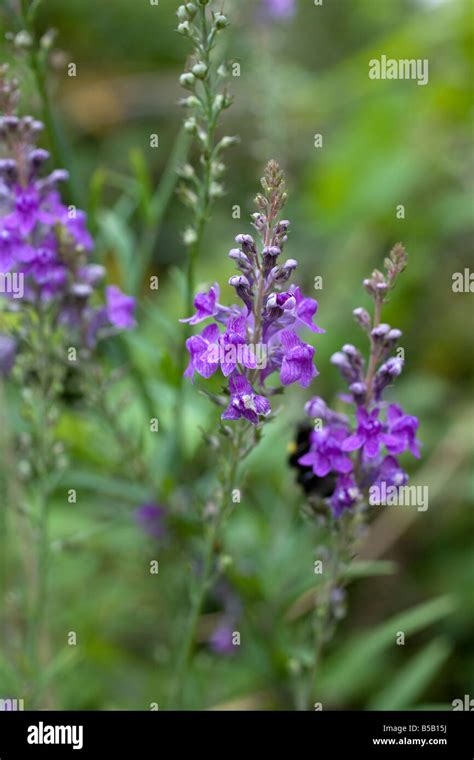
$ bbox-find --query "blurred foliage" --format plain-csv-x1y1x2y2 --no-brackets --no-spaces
0,0,472,709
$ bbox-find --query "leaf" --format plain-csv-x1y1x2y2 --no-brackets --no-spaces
343,560,398,579
129,148,153,224
317,595,457,703
97,210,136,281
368,638,451,710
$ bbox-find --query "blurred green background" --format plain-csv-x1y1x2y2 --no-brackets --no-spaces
0,0,473,710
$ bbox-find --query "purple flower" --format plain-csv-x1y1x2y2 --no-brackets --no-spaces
135,503,166,540
180,282,220,325
261,0,296,21
384,404,421,458
298,425,353,477
106,285,136,329
280,330,317,388
341,406,386,459
222,373,270,425
219,316,257,376
371,455,408,490
330,475,360,518
209,622,236,655
184,323,220,381
289,286,324,333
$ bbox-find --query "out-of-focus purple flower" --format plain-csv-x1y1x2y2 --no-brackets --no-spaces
330,474,360,518
384,403,421,458
371,455,408,490
280,330,317,388
222,373,270,425
209,621,236,655
261,0,296,21
135,503,166,540
105,286,136,330
0,100,135,349
0,335,16,376
298,425,353,477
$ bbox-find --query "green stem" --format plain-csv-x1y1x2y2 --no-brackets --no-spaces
167,423,245,709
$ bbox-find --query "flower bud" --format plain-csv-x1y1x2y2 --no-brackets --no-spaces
235,234,257,258
353,306,371,332
192,62,208,79
349,382,366,406
184,117,198,134
179,72,196,90
177,21,191,35
217,135,239,150
214,13,229,29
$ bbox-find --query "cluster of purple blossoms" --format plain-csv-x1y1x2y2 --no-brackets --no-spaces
294,245,421,519
0,73,135,374
182,160,323,424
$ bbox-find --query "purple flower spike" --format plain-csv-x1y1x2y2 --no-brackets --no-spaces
280,330,317,388
222,373,270,425
180,283,220,325
106,285,136,330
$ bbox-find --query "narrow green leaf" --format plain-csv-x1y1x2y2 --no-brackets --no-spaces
318,595,457,703
368,638,451,710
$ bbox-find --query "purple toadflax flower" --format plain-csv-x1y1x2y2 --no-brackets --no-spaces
182,161,322,424
222,373,270,425
292,244,420,519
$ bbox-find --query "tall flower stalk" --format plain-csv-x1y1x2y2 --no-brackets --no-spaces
176,1,236,320
290,244,420,709
15,0,81,206
0,66,135,706
169,160,324,708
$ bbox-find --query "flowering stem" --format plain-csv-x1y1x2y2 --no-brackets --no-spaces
300,516,354,710
168,421,247,709
364,297,383,404
18,0,81,207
